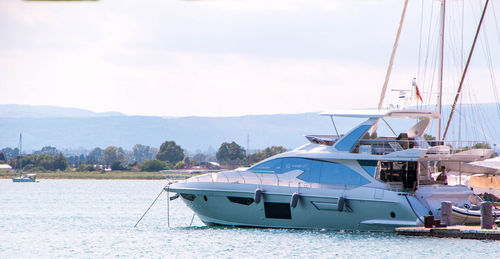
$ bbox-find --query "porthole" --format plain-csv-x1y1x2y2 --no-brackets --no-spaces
203,195,208,201
390,212,396,218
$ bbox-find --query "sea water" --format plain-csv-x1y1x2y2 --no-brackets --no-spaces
1,179,498,258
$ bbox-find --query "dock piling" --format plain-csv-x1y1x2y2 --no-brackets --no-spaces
441,201,453,226
481,201,493,229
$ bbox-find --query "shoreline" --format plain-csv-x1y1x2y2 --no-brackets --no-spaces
0,170,191,180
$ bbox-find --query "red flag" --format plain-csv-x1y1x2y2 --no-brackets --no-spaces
413,79,423,102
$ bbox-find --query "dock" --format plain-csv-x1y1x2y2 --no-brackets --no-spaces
396,226,500,240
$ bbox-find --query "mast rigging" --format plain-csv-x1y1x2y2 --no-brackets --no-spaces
442,0,490,140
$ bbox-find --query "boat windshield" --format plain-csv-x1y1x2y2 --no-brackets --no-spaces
249,157,370,186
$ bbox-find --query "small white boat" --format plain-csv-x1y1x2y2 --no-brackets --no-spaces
452,205,500,225
12,173,37,183
11,133,37,183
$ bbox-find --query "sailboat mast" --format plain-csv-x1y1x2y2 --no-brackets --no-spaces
437,0,446,141
442,0,490,140
19,133,22,177
377,0,409,111
372,0,409,136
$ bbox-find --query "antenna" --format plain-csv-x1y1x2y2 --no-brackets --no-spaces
18,133,22,176
246,134,250,154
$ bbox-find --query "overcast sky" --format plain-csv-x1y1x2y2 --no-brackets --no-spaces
1,0,499,117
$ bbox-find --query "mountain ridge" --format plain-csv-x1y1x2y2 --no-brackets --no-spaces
0,104,126,118
0,104,498,153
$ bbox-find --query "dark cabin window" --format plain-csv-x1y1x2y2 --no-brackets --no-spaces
180,193,196,201
264,202,292,219
227,196,254,205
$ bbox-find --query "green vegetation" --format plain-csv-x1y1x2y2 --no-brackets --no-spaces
216,141,246,166
0,147,19,161
215,142,287,167
453,142,494,157
103,146,126,167
86,147,104,165
472,142,492,149
133,144,158,163
424,134,435,141
156,141,184,164
248,146,287,165
0,170,187,180
140,159,170,172
21,153,68,171
111,161,128,171
0,138,289,179
77,164,96,172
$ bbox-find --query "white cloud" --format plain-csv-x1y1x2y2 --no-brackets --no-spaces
196,0,340,13
0,0,498,118
0,47,389,116
0,1,58,25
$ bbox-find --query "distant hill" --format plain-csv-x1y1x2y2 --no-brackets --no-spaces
0,104,498,153
0,104,125,118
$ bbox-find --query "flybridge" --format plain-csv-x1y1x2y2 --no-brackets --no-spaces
314,109,438,153
305,110,491,168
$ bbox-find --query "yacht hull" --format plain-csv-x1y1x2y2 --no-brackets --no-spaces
169,183,425,232
12,178,36,182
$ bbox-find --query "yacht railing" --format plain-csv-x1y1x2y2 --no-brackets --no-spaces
184,170,447,197
185,170,407,194
186,169,350,190
425,140,491,155
355,139,427,155
354,138,491,155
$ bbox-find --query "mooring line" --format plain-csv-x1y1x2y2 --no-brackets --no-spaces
134,186,166,228
167,187,170,228
189,213,196,227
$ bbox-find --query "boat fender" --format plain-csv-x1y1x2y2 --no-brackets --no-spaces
290,192,300,208
337,197,345,212
170,193,180,201
254,188,263,204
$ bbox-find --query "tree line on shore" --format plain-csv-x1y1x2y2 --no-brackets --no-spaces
0,141,287,173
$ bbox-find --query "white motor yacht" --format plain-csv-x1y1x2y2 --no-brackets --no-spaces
168,109,493,231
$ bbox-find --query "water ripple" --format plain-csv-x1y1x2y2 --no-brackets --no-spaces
1,179,498,258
